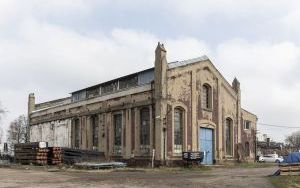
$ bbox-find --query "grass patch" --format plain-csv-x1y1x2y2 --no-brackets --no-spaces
223,162,277,168
269,176,300,188
153,165,212,173
113,166,212,173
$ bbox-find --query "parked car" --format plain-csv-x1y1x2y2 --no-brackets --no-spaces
258,154,284,163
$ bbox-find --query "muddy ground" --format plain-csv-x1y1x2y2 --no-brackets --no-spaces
0,165,278,188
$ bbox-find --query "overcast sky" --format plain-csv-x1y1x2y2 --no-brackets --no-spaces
1,0,300,142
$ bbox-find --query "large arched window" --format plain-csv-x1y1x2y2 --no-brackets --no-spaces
113,114,122,155
225,118,233,156
90,115,99,150
140,107,150,146
202,84,212,109
174,107,184,154
74,118,80,149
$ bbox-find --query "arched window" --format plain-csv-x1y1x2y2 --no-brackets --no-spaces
245,142,250,157
225,118,233,156
140,107,150,146
90,115,99,150
174,107,184,154
113,114,122,155
74,118,80,149
202,84,212,109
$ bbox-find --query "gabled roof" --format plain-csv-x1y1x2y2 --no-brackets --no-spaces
168,55,209,69
71,55,209,94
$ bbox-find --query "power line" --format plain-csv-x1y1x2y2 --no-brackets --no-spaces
258,123,300,129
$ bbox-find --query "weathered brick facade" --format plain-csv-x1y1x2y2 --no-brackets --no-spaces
28,43,257,165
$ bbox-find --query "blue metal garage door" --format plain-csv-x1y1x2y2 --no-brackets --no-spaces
199,127,213,165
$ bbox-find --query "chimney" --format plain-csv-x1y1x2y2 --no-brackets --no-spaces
154,42,168,99
28,93,35,115
232,77,240,93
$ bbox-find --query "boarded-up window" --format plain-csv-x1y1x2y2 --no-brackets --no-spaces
91,115,99,149
174,108,184,154
74,119,80,148
225,118,232,156
140,107,150,146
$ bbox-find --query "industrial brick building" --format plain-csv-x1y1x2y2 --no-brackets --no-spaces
28,43,257,165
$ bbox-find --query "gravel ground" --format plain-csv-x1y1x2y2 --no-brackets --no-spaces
0,165,278,188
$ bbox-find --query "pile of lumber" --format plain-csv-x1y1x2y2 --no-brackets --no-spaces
15,142,49,165
14,142,105,166
48,147,105,165
48,147,63,165
280,163,300,175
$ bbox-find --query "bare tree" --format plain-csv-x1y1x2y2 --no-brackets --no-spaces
285,131,300,148
0,102,5,122
6,115,29,153
0,102,5,144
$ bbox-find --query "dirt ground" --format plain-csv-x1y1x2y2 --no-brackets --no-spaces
0,165,278,188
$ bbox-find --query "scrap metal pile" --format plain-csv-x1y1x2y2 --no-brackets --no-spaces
14,142,104,166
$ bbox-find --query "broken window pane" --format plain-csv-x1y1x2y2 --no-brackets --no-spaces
101,81,118,94
87,87,99,98
119,76,138,90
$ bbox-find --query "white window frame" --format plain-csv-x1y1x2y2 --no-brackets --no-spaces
244,120,251,130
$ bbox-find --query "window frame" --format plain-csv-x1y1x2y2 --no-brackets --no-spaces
90,115,99,149
173,107,184,154
202,84,212,110
243,120,251,130
140,107,150,146
74,118,80,149
225,118,233,156
113,113,122,155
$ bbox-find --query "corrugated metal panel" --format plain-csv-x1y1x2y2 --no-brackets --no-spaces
168,55,209,68
138,69,154,85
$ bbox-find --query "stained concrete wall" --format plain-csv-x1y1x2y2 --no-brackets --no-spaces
30,119,72,147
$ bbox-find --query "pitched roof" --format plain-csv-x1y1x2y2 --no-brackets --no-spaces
71,55,209,94
168,55,209,68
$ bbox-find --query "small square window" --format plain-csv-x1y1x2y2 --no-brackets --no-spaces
244,121,251,130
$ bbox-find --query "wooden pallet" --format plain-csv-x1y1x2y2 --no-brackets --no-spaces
280,163,300,175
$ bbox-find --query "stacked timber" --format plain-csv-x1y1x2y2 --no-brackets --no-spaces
48,147,105,165
48,147,63,165
280,163,300,175
14,142,49,165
